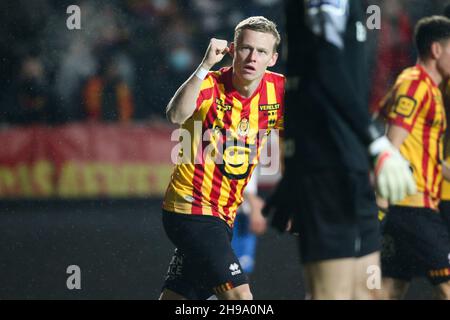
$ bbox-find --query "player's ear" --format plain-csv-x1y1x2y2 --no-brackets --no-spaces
267,52,278,67
431,42,442,59
229,42,235,58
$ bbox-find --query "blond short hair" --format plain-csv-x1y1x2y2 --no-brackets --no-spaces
234,16,281,52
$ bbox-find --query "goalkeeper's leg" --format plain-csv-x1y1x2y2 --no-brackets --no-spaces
304,258,356,299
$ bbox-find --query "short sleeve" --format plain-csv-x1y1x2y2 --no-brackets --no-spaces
386,80,428,132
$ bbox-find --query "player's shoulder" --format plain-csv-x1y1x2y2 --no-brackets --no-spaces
208,69,223,79
395,65,431,89
204,67,231,87
208,67,231,79
264,70,285,80
396,66,421,82
199,69,224,91
264,70,286,87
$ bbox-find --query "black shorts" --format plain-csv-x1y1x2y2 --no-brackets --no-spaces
161,210,248,299
381,206,450,285
439,201,450,234
294,170,380,263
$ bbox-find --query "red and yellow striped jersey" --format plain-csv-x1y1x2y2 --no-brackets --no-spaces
163,67,285,226
380,65,446,210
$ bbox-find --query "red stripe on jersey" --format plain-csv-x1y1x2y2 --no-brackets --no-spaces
277,76,285,134
223,179,238,218
416,91,430,123
196,87,214,111
422,99,435,208
223,96,234,127
431,141,440,202
191,164,204,215
431,101,441,202
193,92,218,166
209,165,223,217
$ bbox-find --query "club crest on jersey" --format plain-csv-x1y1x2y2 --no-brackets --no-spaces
237,118,249,137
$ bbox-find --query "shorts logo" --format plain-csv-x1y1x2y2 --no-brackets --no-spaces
166,249,184,281
394,95,417,117
229,263,242,276
184,195,194,203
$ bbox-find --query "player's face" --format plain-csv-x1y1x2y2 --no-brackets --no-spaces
437,40,450,79
231,29,278,83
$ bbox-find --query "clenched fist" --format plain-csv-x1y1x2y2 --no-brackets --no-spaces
201,38,230,70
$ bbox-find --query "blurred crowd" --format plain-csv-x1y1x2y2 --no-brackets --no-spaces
0,0,446,125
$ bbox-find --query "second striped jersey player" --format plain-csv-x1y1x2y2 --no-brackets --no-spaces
378,16,450,299
380,64,446,210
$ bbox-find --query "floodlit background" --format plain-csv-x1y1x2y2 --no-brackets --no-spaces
0,0,446,299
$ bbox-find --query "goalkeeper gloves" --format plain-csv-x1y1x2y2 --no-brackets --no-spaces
370,136,416,203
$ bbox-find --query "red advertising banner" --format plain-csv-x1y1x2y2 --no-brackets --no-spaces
0,122,177,198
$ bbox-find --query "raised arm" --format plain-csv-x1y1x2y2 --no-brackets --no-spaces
166,38,229,124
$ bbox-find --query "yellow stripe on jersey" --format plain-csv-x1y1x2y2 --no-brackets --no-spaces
200,75,214,91
248,94,260,160
266,82,278,129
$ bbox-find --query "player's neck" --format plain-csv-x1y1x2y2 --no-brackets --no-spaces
232,74,262,98
418,60,442,86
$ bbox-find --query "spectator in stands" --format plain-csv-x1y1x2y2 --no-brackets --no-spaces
82,55,134,123
1,55,53,124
